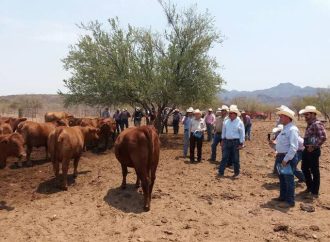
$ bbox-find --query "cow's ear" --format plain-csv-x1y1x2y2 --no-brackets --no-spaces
19,118,27,122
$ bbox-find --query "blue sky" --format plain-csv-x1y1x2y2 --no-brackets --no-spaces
0,0,329,95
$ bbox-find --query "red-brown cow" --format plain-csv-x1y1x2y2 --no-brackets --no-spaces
17,120,67,166
44,112,73,122
0,123,13,135
0,133,26,169
114,126,160,211
0,117,27,132
48,126,99,190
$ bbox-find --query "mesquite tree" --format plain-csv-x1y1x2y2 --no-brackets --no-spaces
60,1,225,131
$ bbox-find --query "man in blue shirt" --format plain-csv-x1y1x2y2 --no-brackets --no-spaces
182,107,193,158
218,105,245,178
271,106,299,208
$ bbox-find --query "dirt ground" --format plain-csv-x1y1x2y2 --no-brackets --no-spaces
0,121,330,242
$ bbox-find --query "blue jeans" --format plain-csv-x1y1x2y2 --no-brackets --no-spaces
211,132,222,160
206,123,213,141
245,124,252,140
276,154,296,205
218,139,240,175
183,129,190,157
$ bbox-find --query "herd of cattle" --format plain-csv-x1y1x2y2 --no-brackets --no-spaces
0,112,160,211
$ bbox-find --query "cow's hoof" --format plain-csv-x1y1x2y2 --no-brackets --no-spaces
60,186,68,191
143,206,150,212
135,184,140,189
73,174,78,179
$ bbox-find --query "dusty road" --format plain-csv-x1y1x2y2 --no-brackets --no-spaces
1,121,330,241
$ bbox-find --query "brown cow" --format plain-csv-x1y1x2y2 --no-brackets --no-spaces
17,120,67,166
114,126,160,211
0,133,26,169
0,117,27,132
48,126,99,190
44,112,73,122
0,123,13,135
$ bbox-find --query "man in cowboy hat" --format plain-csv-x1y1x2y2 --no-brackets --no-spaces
299,106,327,198
182,107,194,158
218,105,245,178
241,111,252,141
271,106,299,207
209,105,228,162
204,108,216,142
189,109,206,163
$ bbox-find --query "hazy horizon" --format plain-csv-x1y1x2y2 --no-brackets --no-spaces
1,0,330,95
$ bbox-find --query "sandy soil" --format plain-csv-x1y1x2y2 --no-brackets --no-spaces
1,121,330,242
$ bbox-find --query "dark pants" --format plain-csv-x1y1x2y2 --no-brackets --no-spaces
120,119,129,130
173,121,179,134
302,148,321,195
190,133,203,162
276,154,296,205
115,120,121,134
218,139,240,175
245,124,252,140
211,132,222,161
206,123,213,141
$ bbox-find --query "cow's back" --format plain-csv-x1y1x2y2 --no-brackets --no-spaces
19,121,56,147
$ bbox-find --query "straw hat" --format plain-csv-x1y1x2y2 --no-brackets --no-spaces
186,107,194,113
194,109,202,114
272,124,284,133
228,105,241,116
276,107,297,122
276,105,289,111
299,106,322,116
208,108,213,112
220,105,229,111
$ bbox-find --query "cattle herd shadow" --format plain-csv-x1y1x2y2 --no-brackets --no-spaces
0,201,15,211
36,170,91,195
9,158,50,170
103,184,145,214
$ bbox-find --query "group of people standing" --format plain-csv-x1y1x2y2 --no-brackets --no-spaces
181,105,246,178
180,104,327,207
269,105,327,208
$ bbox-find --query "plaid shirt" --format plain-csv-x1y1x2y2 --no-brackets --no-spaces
304,119,327,147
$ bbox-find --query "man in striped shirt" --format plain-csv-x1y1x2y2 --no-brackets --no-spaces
299,106,327,198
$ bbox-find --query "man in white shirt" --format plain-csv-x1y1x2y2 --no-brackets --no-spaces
189,109,206,163
218,105,245,178
270,106,299,208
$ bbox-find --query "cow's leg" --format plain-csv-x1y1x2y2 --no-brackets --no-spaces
139,172,151,211
148,172,156,209
45,145,49,160
73,157,80,178
121,164,128,189
52,160,59,178
135,176,140,188
26,145,33,167
61,159,69,190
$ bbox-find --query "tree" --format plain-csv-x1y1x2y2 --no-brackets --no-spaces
60,1,225,131
301,90,330,122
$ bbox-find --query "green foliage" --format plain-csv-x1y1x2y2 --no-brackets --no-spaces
60,1,225,119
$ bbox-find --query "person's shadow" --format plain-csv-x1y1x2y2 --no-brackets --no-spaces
36,171,91,194
0,201,15,211
260,199,290,213
103,184,145,214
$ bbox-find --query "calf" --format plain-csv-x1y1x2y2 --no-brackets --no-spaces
17,120,66,166
48,126,99,190
0,133,26,169
114,126,160,211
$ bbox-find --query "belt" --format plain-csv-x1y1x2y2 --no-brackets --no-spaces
215,132,221,134
224,138,239,141
276,153,286,157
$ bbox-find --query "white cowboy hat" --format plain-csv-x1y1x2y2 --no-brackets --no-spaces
194,109,202,114
216,108,222,113
220,105,229,111
272,124,284,133
174,108,180,112
186,107,194,113
228,105,241,116
276,105,289,111
299,105,322,116
208,108,213,112
276,107,297,122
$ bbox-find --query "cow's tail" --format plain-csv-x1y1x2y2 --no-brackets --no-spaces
142,127,153,179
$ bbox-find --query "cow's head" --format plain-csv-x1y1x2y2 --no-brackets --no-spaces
0,133,26,169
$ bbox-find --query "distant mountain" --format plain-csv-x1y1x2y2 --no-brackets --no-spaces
219,82,325,105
